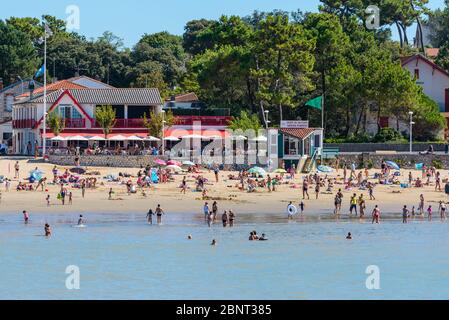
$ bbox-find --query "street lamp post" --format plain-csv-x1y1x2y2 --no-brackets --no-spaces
409,111,415,154
265,110,271,168
161,110,166,156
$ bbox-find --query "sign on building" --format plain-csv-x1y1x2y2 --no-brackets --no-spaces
280,120,309,129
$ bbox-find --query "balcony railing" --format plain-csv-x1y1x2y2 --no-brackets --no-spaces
93,119,145,128
175,116,232,126
91,116,232,129
12,119,36,129
65,118,86,128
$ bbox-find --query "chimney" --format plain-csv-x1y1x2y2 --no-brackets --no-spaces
0,78,3,90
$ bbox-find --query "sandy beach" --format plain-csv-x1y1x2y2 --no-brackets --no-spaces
1,157,448,221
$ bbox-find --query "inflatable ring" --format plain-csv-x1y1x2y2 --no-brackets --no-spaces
287,205,298,216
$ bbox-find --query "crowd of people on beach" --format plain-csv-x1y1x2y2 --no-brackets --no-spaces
4,155,449,242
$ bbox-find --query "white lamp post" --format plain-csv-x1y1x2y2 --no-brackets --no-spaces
161,110,166,156
265,110,271,168
409,111,415,154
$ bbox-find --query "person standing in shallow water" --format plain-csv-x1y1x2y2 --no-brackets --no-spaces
155,204,165,224
419,194,425,215
372,205,381,224
228,210,235,227
222,211,228,227
146,209,154,224
402,205,409,224
212,201,218,221
22,210,29,224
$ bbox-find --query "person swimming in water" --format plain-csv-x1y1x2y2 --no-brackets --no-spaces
44,223,52,237
211,239,217,246
187,235,192,240
77,215,84,225
249,231,259,241
346,232,352,240
259,233,268,241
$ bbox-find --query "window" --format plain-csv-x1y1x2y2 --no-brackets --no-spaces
58,105,82,119
284,135,299,156
414,69,420,80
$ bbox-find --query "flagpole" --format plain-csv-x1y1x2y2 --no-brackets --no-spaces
42,23,47,159
321,94,324,136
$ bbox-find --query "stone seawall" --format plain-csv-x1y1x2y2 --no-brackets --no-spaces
48,155,265,169
48,155,169,168
326,153,449,170
325,143,448,153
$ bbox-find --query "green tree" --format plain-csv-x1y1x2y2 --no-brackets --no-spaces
142,110,175,138
183,19,216,55
435,42,449,71
251,13,316,123
95,105,116,140
132,32,187,87
427,0,449,47
46,110,65,137
0,20,38,85
228,111,262,133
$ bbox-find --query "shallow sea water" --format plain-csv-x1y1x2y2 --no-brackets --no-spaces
1,212,449,300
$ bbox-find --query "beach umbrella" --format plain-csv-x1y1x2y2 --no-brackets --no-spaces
317,165,334,173
126,135,143,141
144,136,160,141
166,165,182,172
88,136,106,141
164,136,180,141
274,168,288,174
167,160,182,166
386,161,400,170
154,159,167,166
109,135,127,141
182,161,195,167
248,166,267,177
51,136,66,141
67,135,88,141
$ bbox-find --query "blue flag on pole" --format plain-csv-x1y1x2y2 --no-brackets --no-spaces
34,65,45,79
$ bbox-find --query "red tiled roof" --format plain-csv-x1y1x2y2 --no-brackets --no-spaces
18,80,87,98
280,128,317,140
401,54,449,79
426,48,440,58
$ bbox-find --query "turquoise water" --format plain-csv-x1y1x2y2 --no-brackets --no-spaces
1,213,449,300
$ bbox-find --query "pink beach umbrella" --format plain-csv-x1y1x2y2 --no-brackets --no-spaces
167,160,182,166
154,159,167,166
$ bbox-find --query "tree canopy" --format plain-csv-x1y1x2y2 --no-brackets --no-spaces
1,1,447,141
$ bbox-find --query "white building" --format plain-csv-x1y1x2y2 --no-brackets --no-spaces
12,88,162,155
402,54,449,113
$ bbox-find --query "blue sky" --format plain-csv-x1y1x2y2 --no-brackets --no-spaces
0,0,446,47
